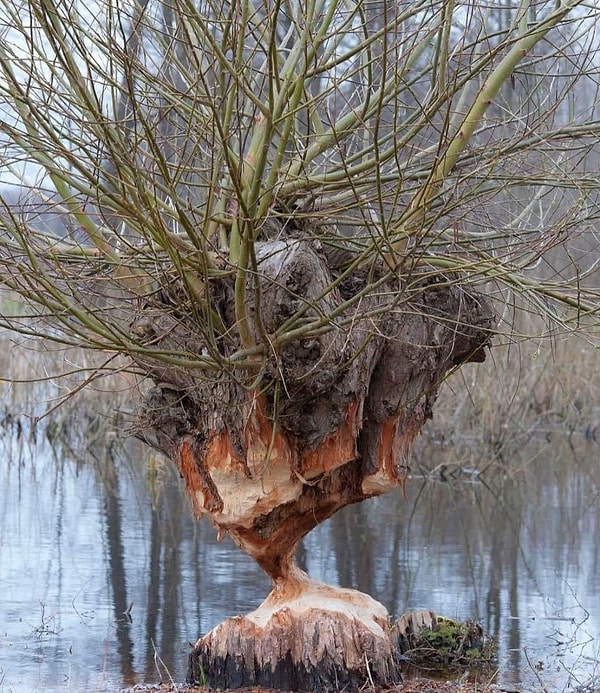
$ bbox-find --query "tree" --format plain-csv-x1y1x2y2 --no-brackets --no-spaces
0,0,599,688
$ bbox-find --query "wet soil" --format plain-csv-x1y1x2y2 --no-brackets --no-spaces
121,681,515,693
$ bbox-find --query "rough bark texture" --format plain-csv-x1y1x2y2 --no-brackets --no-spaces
130,238,495,691
189,567,399,691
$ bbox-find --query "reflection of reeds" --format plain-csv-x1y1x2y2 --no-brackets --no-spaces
0,329,141,491
0,322,192,527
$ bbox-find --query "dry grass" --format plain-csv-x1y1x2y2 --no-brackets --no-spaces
0,326,136,454
415,330,599,473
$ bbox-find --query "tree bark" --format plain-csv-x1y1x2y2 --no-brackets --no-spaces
190,566,398,690
131,239,494,691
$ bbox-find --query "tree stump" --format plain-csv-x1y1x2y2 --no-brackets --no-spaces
190,567,397,690
133,239,495,691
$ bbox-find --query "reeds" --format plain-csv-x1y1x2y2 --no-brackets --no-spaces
415,329,600,473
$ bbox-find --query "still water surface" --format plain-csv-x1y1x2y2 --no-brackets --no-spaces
1,420,599,693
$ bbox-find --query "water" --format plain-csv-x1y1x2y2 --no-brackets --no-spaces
1,419,599,693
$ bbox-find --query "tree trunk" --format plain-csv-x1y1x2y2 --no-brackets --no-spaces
192,566,397,690
131,239,494,691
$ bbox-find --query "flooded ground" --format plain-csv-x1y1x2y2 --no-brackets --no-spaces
1,409,599,693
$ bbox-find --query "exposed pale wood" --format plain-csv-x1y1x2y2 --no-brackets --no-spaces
189,567,401,691
395,610,441,652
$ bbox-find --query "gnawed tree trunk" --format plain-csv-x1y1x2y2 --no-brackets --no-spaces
131,238,494,691
195,567,396,690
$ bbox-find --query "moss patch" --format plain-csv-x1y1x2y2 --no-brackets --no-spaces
394,610,496,669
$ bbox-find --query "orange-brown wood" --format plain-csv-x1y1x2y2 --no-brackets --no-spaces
299,400,359,477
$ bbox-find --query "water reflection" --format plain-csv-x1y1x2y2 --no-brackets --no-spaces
0,426,599,692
